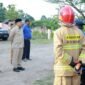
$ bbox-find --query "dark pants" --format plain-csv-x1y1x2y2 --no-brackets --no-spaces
81,70,85,85
22,39,30,60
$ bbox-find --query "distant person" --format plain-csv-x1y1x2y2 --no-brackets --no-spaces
8,19,25,72
22,19,32,61
3,21,10,32
75,19,85,85
75,19,84,30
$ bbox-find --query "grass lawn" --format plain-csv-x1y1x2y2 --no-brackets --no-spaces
31,39,53,44
32,39,53,85
34,72,54,85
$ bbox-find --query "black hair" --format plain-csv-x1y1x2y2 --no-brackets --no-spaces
15,18,22,23
5,22,9,24
25,19,30,23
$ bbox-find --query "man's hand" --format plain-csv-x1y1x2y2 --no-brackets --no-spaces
75,63,82,70
74,61,82,75
70,58,82,70
75,61,82,71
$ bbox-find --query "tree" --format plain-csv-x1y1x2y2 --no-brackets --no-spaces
45,0,85,19
18,10,25,19
41,15,47,20
18,10,35,21
24,13,35,21
44,18,59,30
32,18,59,30
32,20,42,27
0,3,6,22
6,4,19,20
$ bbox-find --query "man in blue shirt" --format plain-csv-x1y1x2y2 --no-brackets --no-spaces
22,19,32,61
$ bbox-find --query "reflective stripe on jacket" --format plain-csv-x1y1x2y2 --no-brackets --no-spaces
54,26,85,76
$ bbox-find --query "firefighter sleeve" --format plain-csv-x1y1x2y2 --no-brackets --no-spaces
79,35,85,63
54,30,72,64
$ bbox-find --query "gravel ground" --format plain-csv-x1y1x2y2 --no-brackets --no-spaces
0,41,54,85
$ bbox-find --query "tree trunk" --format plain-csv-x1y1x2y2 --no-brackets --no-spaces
56,1,85,19
70,2,85,19
48,29,51,40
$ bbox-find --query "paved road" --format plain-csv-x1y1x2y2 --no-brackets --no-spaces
0,41,53,85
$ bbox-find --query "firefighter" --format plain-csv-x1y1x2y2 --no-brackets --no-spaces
75,19,85,85
54,5,85,85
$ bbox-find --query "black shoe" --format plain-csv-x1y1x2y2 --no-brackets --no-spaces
27,58,32,61
22,58,25,60
17,67,25,71
13,68,20,72
22,59,27,62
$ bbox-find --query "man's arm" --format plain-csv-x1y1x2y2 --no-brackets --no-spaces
30,28,32,39
8,28,15,42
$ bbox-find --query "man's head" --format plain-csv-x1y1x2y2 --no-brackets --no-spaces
15,18,22,28
25,19,30,26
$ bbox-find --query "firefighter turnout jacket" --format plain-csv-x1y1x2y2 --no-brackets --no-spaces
54,26,85,76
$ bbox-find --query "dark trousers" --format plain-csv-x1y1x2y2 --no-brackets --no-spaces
22,39,30,60
81,70,85,85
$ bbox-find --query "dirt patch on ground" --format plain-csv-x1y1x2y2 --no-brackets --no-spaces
0,41,54,85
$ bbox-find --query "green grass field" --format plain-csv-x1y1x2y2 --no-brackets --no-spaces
34,72,54,85
31,39,53,44
32,38,53,85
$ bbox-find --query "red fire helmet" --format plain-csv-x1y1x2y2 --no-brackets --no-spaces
59,5,75,24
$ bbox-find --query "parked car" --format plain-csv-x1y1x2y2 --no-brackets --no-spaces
0,28,9,40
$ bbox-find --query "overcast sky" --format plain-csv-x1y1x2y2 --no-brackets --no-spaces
0,0,57,20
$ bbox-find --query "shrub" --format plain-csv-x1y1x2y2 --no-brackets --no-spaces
32,31,47,39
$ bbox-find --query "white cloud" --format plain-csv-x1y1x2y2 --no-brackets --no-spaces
0,0,57,20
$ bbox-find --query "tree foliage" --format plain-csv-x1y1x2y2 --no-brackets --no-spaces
24,13,34,21
18,10,25,19
0,3,34,22
18,11,34,21
6,5,19,20
32,16,59,30
41,15,47,20
0,3,6,22
45,0,85,19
